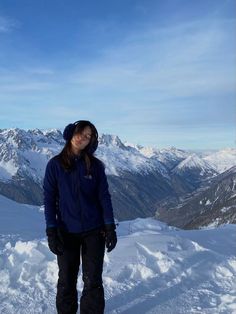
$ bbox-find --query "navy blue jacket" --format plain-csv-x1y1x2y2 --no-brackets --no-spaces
43,155,115,233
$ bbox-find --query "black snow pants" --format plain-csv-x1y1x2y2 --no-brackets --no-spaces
56,229,105,314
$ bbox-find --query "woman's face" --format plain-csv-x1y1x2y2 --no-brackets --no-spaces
71,126,92,153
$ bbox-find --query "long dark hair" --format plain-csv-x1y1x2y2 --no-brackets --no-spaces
58,121,98,174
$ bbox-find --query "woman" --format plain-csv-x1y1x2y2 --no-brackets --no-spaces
43,120,117,314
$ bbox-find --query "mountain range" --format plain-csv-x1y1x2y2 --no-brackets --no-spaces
0,128,235,228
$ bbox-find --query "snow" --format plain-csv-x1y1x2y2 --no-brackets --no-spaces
0,128,62,183
221,207,231,213
0,150,18,180
0,195,45,240
0,196,236,314
174,154,215,174
0,161,18,180
204,148,236,173
96,142,169,177
139,146,189,170
22,150,50,182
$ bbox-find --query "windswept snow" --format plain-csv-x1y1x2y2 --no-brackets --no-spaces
0,196,235,314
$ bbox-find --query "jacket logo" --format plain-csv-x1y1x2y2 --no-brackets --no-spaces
84,175,93,180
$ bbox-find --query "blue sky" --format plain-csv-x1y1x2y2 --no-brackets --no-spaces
0,0,235,149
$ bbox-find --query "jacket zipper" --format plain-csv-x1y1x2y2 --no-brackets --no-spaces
75,158,84,232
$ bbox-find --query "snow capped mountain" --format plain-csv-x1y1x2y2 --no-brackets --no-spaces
173,153,217,177
123,140,144,151
0,128,168,180
0,128,62,182
150,147,189,167
0,128,64,205
204,148,236,173
135,145,157,158
97,134,168,177
99,134,127,149
0,128,233,183
0,195,235,313
170,153,218,191
136,146,189,170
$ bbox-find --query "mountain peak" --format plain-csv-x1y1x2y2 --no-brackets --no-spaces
179,154,209,168
0,128,33,150
173,153,217,177
98,134,126,149
204,148,236,173
43,129,63,138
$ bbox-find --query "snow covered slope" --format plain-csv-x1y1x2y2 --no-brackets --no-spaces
97,134,168,177
204,148,236,173
0,195,45,240
173,153,217,178
139,146,189,170
0,197,235,314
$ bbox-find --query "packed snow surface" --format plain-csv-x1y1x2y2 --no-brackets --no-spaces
0,195,235,313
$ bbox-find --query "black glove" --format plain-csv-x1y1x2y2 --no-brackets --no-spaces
104,224,117,253
46,227,64,255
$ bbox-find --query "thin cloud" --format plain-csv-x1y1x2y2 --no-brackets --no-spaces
0,16,19,33
23,67,55,75
71,18,236,98
0,82,54,92
0,67,56,93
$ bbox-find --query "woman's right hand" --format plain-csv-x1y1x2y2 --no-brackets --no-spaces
104,224,117,253
46,227,64,255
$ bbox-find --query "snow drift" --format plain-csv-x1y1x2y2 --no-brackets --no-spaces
0,195,235,314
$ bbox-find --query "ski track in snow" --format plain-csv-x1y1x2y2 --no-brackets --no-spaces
0,217,235,314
